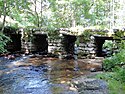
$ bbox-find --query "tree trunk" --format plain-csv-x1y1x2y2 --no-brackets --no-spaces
41,0,43,27
1,0,7,33
34,0,40,27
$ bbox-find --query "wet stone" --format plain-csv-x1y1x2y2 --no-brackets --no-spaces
73,78,108,94
90,68,96,72
30,65,48,73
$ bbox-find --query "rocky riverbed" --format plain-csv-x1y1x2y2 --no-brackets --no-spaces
0,55,108,94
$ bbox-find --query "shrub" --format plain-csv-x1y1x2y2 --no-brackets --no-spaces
103,39,125,83
0,32,11,53
103,49,125,71
114,66,125,82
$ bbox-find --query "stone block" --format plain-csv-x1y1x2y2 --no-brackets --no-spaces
84,48,94,51
79,43,86,47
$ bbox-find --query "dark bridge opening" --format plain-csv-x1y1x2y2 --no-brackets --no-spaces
62,34,77,58
94,36,113,57
32,33,48,54
2,26,21,53
6,34,21,53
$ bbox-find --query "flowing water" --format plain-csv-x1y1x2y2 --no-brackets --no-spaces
0,55,99,94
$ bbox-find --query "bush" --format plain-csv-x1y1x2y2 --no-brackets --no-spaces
103,39,125,83
114,66,125,82
95,72,125,94
103,49,125,71
0,32,11,53
103,39,125,71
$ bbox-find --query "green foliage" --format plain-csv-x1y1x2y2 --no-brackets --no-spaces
0,32,11,53
107,79,125,94
48,29,60,40
114,66,125,82
0,0,123,30
103,30,125,70
95,72,125,94
102,40,114,56
103,40,113,50
102,37,125,84
113,30,124,39
48,0,113,29
79,30,92,43
94,30,107,36
103,49,125,71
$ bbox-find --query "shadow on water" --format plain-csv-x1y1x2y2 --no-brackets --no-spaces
0,56,93,94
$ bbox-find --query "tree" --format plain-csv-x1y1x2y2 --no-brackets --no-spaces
1,0,125,31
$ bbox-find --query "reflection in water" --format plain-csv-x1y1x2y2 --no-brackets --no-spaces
74,44,78,60
0,56,91,94
73,44,79,71
73,60,79,71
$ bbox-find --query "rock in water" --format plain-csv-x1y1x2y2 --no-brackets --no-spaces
73,78,108,94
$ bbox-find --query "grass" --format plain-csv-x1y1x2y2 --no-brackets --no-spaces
95,72,125,94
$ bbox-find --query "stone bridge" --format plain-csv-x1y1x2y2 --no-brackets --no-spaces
2,27,122,58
